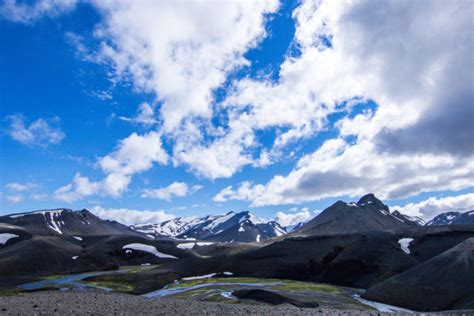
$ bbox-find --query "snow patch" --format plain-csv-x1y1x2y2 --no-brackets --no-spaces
398,238,414,254
182,273,217,281
0,233,18,245
122,243,178,259
256,234,261,242
73,236,82,241
238,226,245,232
177,243,195,249
196,242,213,246
72,256,79,260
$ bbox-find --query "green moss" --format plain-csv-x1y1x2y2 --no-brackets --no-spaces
120,265,160,273
41,274,66,280
273,281,340,294
205,293,240,304
172,277,278,288
171,277,339,294
85,280,134,292
0,288,22,296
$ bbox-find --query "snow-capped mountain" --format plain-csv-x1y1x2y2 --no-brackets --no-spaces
131,211,286,243
0,208,139,236
426,210,474,226
285,221,307,233
392,211,426,226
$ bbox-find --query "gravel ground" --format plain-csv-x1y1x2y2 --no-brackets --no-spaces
0,290,389,315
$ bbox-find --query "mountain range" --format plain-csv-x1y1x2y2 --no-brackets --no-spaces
131,211,286,243
0,194,473,311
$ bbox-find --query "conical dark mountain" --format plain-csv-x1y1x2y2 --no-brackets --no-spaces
297,194,409,235
0,208,140,236
363,237,474,311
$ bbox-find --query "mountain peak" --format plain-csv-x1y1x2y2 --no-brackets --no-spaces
357,193,389,211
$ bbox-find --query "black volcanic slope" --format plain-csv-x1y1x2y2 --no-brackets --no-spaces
297,194,409,235
362,237,474,311
157,231,418,289
0,209,194,277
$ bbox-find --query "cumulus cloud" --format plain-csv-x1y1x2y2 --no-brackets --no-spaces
142,182,202,201
118,102,158,127
84,0,282,179
92,0,278,132
5,114,65,147
274,208,313,227
5,182,37,192
55,131,168,202
213,181,265,203
214,0,474,206
6,195,22,204
90,206,175,226
0,0,76,23
393,193,474,220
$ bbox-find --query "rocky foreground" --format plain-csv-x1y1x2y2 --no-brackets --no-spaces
0,290,392,315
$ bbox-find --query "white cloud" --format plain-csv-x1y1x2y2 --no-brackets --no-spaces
92,0,279,132
30,193,48,201
80,0,282,180
54,173,101,203
393,193,474,220
55,131,168,201
275,208,312,227
5,182,37,192
90,206,175,226
6,114,65,147
213,181,265,203
118,102,158,127
6,195,22,204
0,0,76,23
142,181,202,201
213,0,474,205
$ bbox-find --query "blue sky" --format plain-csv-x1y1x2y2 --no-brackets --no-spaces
1,0,473,226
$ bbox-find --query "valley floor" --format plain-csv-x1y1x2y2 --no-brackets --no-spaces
0,290,399,315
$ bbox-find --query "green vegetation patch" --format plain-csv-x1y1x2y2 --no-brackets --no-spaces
120,265,160,273
172,277,279,288
85,280,134,292
82,274,136,293
41,274,67,280
0,288,23,296
274,281,341,294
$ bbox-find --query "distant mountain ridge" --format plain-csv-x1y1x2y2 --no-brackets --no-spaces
426,210,474,226
131,211,286,243
0,208,140,236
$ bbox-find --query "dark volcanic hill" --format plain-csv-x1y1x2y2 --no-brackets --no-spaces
0,208,140,236
426,210,474,226
158,231,419,289
362,237,474,311
297,194,410,235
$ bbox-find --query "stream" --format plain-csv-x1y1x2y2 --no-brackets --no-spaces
142,281,283,298
18,270,126,291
